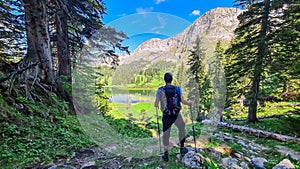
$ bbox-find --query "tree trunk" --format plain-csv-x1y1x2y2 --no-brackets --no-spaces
247,0,270,123
56,8,71,82
24,0,54,85
228,113,293,121
55,3,73,106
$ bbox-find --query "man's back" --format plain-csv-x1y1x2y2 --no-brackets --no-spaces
156,85,182,115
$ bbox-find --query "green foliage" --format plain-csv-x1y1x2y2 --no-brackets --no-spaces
0,93,94,168
0,0,26,61
58,75,72,95
231,112,300,137
103,115,152,138
186,37,212,114
95,67,111,114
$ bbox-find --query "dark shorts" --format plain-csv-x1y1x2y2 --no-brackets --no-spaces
162,114,185,146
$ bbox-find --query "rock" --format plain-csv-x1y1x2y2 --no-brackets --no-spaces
186,147,204,154
106,158,121,169
212,133,222,138
201,119,213,125
123,156,132,163
80,161,97,169
75,148,96,159
272,159,295,169
181,151,204,168
224,136,234,142
275,145,300,161
48,165,57,169
119,8,242,65
237,140,247,147
52,165,77,169
251,157,267,169
186,136,194,142
234,152,242,159
104,145,118,153
221,157,241,169
240,162,249,169
244,157,251,162
224,133,231,137
206,148,222,161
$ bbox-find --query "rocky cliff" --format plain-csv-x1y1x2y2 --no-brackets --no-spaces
119,7,243,64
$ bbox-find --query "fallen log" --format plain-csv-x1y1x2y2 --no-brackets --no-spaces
221,122,300,143
202,120,300,144
228,113,292,121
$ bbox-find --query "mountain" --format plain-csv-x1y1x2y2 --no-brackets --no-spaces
119,7,243,65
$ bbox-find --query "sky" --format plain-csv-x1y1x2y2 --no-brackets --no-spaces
102,0,235,51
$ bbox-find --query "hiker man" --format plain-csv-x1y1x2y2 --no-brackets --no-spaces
154,72,193,161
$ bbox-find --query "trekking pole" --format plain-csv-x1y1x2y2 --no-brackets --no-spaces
156,107,162,153
190,105,197,152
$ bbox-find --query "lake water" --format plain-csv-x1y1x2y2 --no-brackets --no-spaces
105,87,156,104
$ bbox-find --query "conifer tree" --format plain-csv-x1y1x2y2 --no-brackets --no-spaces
227,0,271,122
187,37,211,121
0,0,26,62
227,0,299,122
208,41,226,122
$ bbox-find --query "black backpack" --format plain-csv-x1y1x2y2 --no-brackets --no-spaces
163,85,181,116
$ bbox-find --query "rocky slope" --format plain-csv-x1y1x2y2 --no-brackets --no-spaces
119,8,243,64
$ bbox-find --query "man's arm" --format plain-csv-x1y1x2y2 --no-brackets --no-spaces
177,86,193,106
181,95,193,106
154,97,159,107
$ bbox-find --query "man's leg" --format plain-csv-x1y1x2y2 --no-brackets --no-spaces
174,114,185,147
174,114,188,154
162,116,173,152
162,115,175,161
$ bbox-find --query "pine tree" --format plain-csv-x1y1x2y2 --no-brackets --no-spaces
227,0,299,122
268,0,300,99
0,0,26,62
1,0,129,104
227,0,271,123
207,41,226,122
23,0,54,84
186,37,211,121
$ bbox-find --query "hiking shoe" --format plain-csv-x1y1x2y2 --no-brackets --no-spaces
180,147,188,155
162,153,169,162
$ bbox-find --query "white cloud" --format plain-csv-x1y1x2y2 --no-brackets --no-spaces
156,0,166,4
136,7,154,14
190,10,201,16
151,15,166,31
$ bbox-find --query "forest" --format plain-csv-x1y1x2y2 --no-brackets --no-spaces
0,0,299,168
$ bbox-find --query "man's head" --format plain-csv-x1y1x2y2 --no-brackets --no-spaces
164,72,173,84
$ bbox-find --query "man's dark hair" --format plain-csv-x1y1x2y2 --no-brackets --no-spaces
164,72,173,83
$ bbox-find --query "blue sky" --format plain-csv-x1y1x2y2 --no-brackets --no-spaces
103,0,235,51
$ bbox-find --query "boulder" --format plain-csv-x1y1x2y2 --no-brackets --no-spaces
272,159,295,169
80,161,97,169
221,157,241,169
240,162,249,169
251,157,267,169
275,146,300,161
181,151,204,168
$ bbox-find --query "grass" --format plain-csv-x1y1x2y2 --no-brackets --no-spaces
0,94,95,168
107,102,157,124
230,101,300,118
2,88,299,169
230,114,300,137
